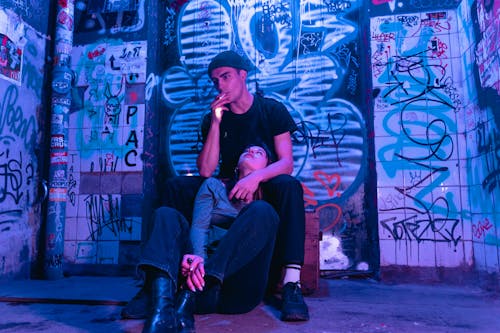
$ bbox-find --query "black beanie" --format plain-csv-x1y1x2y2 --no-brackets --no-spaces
208,51,250,76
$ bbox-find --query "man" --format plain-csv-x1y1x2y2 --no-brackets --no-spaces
121,50,309,325
198,51,309,322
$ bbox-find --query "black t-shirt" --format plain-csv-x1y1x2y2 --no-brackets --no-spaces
201,94,297,178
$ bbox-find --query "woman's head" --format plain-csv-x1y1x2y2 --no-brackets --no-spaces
236,143,272,177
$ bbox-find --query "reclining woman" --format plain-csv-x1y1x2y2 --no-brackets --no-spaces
138,143,279,333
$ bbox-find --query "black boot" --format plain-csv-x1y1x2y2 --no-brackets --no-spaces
175,290,196,333
142,276,177,333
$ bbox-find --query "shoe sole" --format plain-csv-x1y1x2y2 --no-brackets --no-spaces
281,312,310,322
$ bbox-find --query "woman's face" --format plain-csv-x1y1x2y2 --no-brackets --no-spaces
237,146,269,172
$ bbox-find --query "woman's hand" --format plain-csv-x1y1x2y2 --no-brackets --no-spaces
181,254,205,292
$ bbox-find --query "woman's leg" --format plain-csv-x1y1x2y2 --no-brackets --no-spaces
122,207,191,320
139,206,192,285
199,200,279,314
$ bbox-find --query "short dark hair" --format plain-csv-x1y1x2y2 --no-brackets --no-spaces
208,50,251,76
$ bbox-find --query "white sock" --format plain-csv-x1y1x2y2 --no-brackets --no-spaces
282,264,301,286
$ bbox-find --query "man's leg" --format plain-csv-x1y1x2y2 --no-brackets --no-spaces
262,174,310,321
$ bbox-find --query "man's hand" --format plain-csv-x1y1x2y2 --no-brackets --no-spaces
229,172,261,202
210,93,230,123
181,254,205,292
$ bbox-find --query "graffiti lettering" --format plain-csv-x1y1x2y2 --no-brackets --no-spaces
0,85,37,149
472,218,493,239
84,194,134,240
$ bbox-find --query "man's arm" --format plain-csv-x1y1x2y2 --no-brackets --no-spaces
197,102,228,177
229,131,293,201
197,117,220,177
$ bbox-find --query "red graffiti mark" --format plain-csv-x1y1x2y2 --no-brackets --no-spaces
314,171,341,197
87,47,106,60
472,218,493,239
58,0,68,8
171,0,189,11
129,91,138,103
317,203,342,232
57,10,73,30
372,0,392,5
302,183,318,207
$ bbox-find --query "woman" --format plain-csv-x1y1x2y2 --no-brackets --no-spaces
138,144,279,333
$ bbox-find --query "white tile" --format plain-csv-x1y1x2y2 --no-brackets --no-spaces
379,239,397,266
374,136,401,162
64,217,77,241
394,240,409,266
123,147,143,172
406,241,432,266
461,212,473,242
377,187,405,210
484,243,500,272
76,216,92,241
376,161,403,189
435,241,464,267
79,149,101,173
430,160,461,187
66,188,78,218
463,240,474,265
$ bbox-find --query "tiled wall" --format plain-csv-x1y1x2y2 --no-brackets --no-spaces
370,9,471,267
64,39,146,265
371,0,500,274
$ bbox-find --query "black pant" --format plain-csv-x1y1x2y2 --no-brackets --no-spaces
139,201,279,314
160,175,306,266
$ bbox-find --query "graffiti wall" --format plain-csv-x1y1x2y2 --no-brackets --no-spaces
64,0,148,265
0,5,50,278
458,0,500,272
148,0,373,272
370,0,499,273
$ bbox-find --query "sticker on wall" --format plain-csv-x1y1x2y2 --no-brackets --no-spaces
0,33,23,85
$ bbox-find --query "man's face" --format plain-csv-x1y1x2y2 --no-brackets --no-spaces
237,146,269,172
210,66,247,102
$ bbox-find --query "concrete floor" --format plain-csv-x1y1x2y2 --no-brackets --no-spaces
0,276,499,333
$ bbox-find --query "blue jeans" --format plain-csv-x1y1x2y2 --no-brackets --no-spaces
139,200,279,314
160,175,306,291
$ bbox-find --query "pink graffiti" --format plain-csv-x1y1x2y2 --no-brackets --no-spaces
317,203,342,232
472,218,493,239
314,171,341,197
302,183,318,207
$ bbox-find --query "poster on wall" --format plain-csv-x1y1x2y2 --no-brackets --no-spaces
0,33,23,85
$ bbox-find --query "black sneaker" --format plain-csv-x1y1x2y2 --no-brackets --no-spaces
280,282,309,321
121,287,151,319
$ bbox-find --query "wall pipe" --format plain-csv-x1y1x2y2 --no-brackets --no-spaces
43,0,75,280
